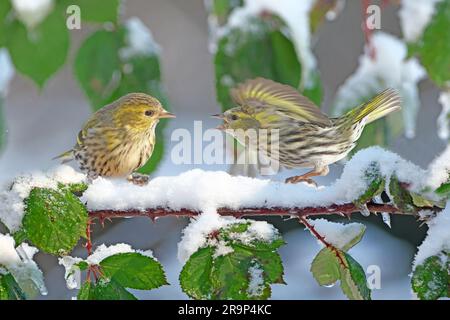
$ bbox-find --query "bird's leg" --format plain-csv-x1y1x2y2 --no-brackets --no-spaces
127,172,150,186
285,165,329,186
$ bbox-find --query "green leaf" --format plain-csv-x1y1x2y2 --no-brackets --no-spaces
100,252,167,290
354,162,385,206
6,9,69,87
77,278,137,300
0,273,26,300
416,0,450,86
179,246,215,300
74,30,121,108
215,16,303,111
311,247,341,286
341,252,371,300
436,182,450,197
180,221,285,300
310,247,371,300
0,0,12,47
389,175,415,213
68,0,120,23
211,0,243,26
22,187,88,255
411,255,449,300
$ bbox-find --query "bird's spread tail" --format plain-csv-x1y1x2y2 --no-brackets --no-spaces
52,150,74,164
344,88,402,125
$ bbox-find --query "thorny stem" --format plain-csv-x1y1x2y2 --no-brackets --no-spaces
89,202,426,222
299,217,347,267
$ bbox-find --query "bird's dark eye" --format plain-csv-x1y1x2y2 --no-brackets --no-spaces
230,114,238,121
145,110,154,117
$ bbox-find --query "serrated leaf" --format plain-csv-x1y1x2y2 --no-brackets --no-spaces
6,9,69,87
389,175,415,213
180,221,285,300
77,278,137,300
341,252,371,300
66,0,120,23
22,187,88,255
416,0,450,86
180,246,215,299
0,273,26,300
100,252,167,290
74,30,121,108
411,255,449,300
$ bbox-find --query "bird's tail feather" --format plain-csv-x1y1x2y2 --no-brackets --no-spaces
52,150,74,164
344,88,402,125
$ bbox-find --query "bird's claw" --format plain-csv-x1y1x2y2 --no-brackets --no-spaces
128,173,150,186
285,176,318,187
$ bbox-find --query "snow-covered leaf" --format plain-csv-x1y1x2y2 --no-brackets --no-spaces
77,277,137,300
209,0,243,26
388,175,415,213
353,162,385,207
0,273,26,300
436,183,450,197
6,8,69,87
308,219,366,252
99,252,168,290
22,187,88,255
179,220,285,300
411,254,449,300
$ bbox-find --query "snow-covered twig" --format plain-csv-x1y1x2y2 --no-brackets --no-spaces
88,202,428,224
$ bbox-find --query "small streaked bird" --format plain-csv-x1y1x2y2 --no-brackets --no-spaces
54,93,175,181
213,78,401,184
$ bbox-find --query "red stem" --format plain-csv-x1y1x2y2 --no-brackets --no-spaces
89,203,419,221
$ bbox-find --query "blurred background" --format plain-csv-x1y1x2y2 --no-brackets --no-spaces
0,0,448,299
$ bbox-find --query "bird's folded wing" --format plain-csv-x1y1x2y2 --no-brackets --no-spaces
230,78,331,126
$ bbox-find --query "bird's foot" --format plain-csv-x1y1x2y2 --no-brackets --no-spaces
285,176,318,187
128,173,150,186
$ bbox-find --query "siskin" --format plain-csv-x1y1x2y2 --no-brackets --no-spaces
213,78,401,184
54,93,175,180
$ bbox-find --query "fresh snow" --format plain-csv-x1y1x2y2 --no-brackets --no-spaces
11,0,54,29
0,48,14,97
333,32,426,139
425,144,450,191
247,261,265,297
0,165,85,232
307,219,365,250
413,200,450,268
82,147,427,213
0,233,47,295
215,0,316,89
119,17,160,60
399,0,441,42
177,210,279,262
437,91,450,140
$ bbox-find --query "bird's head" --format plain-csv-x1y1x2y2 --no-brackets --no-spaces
112,93,175,133
212,106,263,131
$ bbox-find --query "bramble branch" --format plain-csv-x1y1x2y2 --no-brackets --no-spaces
88,202,433,224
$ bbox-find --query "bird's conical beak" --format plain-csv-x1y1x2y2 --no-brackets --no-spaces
211,113,225,119
159,110,176,119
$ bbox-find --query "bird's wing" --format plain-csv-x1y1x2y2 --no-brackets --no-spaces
230,78,331,126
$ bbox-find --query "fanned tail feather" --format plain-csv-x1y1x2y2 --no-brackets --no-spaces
345,88,402,125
